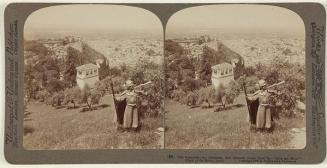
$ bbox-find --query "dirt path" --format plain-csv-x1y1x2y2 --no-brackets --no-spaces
289,127,306,149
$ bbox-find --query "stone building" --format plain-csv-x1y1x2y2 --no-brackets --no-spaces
76,63,99,89
211,62,234,90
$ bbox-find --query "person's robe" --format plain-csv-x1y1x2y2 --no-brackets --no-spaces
113,98,127,125
247,98,259,125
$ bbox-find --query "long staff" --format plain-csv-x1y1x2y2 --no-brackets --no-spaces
107,59,118,121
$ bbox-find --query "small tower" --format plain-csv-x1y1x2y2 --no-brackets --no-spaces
76,63,99,89
211,62,234,91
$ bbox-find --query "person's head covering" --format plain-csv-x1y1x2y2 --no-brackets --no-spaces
125,79,134,88
258,79,266,87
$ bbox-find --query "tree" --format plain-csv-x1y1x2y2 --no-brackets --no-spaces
24,64,40,100
90,90,102,106
143,73,165,116
98,61,110,80
63,87,80,108
78,85,92,109
197,57,212,84
48,91,64,107
233,59,245,80
181,77,201,92
24,41,49,58
131,70,145,85
77,85,103,110
197,86,218,104
109,66,121,77
94,80,107,97
250,56,305,117
64,47,79,87
110,76,126,93
224,80,241,104
35,90,51,102
164,40,185,56
46,78,66,94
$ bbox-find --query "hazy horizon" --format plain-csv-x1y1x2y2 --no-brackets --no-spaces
166,5,305,39
25,4,305,40
24,4,163,40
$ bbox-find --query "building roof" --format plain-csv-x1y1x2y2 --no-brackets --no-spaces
211,62,233,70
76,63,99,71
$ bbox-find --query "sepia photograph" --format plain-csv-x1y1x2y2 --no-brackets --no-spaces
23,4,164,149
4,1,327,164
22,3,307,151
164,5,306,149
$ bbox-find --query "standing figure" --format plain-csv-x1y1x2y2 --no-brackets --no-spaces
115,80,140,131
246,80,273,131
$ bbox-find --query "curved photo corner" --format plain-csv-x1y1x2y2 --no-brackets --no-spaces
22,4,165,150
164,4,306,150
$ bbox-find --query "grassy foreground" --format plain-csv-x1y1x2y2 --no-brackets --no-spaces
164,94,305,149
24,95,162,150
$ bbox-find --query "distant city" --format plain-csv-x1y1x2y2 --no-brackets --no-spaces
167,33,305,66
24,34,163,68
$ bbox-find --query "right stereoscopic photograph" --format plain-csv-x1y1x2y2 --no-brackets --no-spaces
164,5,306,149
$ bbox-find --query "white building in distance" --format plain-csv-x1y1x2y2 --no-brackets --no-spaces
76,63,99,89
211,63,234,90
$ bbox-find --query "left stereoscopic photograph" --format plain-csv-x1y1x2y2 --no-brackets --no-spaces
23,5,164,150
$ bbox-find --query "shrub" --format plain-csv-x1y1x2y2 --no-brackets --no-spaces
139,75,165,117
251,56,305,117
197,86,218,105
180,77,202,92
46,78,66,93
101,76,125,94
47,91,64,107
35,90,51,102
171,89,188,103
224,80,242,104
77,85,103,111
63,87,80,108
186,91,199,106
24,40,49,57
94,80,107,96
243,76,259,94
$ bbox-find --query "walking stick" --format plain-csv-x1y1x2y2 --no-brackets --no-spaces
107,59,119,124
242,76,252,124
242,81,251,113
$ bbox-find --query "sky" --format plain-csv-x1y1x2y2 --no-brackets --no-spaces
166,4,305,38
24,4,305,39
24,4,163,39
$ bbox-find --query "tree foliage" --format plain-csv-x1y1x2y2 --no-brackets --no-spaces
77,85,101,110
64,47,79,87
197,57,212,84
98,61,110,80
24,41,49,58
63,87,81,108
246,57,305,117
